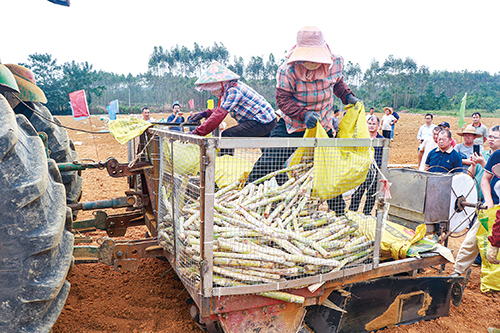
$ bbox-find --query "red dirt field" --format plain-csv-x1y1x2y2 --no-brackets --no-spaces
51,112,500,333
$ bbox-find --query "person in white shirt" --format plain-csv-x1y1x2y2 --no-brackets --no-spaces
380,107,396,139
418,126,441,171
365,107,375,121
417,113,437,145
471,112,488,148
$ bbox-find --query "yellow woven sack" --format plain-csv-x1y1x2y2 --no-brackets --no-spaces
291,102,373,199
109,117,153,144
347,212,435,260
215,155,254,189
162,141,200,176
476,206,500,293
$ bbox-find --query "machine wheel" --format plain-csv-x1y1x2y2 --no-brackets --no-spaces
13,101,83,207
0,96,74,332
190,305,224,333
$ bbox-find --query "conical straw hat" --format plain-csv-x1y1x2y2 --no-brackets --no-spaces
195,61,240,86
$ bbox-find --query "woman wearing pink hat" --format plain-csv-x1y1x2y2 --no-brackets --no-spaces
247,26,360,214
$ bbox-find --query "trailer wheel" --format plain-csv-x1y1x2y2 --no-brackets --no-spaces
0,96,74,332
190,305,224,333
13,101,83,207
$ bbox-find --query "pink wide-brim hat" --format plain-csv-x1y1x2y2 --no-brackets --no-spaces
287,26,333,65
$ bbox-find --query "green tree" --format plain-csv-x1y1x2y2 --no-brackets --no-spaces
228,56,245,77
246,56,265,80
62,61,105,110
264,54,278,81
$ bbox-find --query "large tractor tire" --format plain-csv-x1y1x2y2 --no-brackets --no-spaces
13,101,83,206
0,95,74,333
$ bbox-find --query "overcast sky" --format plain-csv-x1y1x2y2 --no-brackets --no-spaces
2,0,499,76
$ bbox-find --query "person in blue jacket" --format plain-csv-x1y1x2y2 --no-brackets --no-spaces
166,101,185,131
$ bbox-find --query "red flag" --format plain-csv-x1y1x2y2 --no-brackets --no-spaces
69,90,90,120
188,99,194,109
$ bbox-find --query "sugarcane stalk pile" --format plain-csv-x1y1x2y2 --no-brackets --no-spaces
158,161,374,290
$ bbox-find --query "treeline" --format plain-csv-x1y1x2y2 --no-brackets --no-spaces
20,44,500,116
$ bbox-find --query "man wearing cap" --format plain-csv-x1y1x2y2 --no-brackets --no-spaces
190,61,276,145
418,126,441,171
247,26,360,214
471,112,488,148
438,121,456,147
425,129,463,173
166,102,185,131
455,125,483,167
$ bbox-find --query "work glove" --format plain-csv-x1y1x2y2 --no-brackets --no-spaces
190,111,208,122
346,93,361,105
304,111,319,129
486,246,500,265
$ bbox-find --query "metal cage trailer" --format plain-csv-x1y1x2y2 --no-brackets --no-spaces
71,126,469,333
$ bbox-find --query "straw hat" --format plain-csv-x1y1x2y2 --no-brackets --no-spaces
287,26,333,65
383,107,393,114
457,125,482,137
194,61,240,91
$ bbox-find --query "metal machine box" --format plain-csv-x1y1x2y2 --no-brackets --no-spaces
386,168,453,228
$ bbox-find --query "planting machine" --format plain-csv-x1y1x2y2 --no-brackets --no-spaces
0,62,476,332
68,126,474,333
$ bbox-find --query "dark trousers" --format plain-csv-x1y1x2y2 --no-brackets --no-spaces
247,118,346,215
382,130,391,139
349,164,379,215
220,118,277,156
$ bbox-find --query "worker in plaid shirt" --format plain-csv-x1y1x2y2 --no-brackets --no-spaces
190,61,276,155
247,26,360,215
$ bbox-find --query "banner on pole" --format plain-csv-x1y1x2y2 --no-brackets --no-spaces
457,92,467,129
69,90,90,121
107,99,119,120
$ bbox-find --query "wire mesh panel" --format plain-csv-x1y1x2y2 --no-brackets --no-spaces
155,129,388,297
209,138,382,292
157,135,203,291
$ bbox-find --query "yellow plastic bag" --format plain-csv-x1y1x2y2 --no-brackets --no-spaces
109,117,153,144
163,141,200,176
382,222,427,260
476,206,500,293
347,212,436,261
290,102,373,199
215,155,254,189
